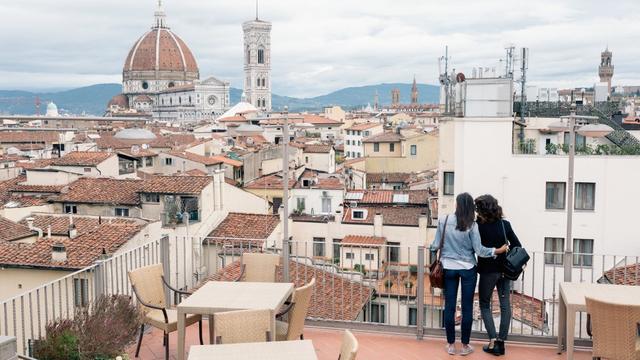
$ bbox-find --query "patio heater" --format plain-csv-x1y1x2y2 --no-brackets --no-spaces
282,106,290,282
548,105,612,282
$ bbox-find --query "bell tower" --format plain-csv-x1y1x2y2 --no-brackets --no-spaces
599,48,614,97
411,76,419,104
243,2,272,111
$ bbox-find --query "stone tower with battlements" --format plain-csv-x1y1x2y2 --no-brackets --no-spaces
243,8,272,111
599,48,614,97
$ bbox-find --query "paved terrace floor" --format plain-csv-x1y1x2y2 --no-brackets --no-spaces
127,323,593,360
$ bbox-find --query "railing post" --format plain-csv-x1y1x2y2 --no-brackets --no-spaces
160,236,171,305
416,246,425,340
93,260,105,300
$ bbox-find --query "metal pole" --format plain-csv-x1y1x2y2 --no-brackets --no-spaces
564,106,576,283
282,106,290,282
160,235,171,305
416,246,425,340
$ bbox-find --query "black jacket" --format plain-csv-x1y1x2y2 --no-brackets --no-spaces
477,219,522,274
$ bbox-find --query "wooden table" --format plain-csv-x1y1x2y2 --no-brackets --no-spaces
557,282,640,359
177,281,294,360
188,340,318,360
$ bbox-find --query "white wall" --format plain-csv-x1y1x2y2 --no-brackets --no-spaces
289,188,343,216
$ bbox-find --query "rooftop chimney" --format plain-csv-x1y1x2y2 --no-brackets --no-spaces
51,243,67,263
25,217,43,238
68,215,77,239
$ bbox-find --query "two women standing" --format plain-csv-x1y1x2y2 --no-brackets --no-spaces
431,193,520,356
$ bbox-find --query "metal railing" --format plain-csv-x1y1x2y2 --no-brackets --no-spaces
3,235,639,356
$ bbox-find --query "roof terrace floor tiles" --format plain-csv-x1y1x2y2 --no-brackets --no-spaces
127,322,593,360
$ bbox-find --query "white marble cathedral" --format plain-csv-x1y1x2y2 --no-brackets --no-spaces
107,1,230,123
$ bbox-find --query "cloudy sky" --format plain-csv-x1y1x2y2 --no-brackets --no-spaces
0,0,638,97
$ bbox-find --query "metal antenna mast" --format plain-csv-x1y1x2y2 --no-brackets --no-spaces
439,46,452,115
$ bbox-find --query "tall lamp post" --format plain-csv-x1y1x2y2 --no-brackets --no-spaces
282,106,290,282
549,105,613,282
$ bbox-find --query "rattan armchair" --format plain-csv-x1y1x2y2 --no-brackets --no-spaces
338,330,358,360
213,309,273,344
232,253,281,282
586,296,640,360
275,278,316,341
128,264,203,360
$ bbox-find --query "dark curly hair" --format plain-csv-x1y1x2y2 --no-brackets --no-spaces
474,194,503,224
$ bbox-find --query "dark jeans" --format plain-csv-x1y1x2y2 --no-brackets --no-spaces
478,272,512,340
443,267,477,345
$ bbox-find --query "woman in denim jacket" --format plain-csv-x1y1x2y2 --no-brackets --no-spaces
431,193,508,356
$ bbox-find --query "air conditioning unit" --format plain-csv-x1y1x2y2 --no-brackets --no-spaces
349,201,358,208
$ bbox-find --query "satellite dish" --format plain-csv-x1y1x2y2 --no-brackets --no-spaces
456,73,466,83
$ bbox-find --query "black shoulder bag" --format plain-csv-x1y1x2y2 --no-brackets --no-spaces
500,220,530,281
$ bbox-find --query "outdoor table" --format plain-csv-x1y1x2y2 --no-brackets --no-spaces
187,340,318,360
177,281,295,360
557,282,640,360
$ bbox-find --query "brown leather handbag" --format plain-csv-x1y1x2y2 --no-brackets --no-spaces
429,215,448,289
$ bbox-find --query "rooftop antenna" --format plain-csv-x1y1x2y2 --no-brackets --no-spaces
255,0,259,20
438,46,452,115
504,44,516,79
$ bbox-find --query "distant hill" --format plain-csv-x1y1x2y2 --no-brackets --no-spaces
0,83,438,116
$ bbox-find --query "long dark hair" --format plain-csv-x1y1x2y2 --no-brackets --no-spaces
455,193,475,231
475,194,503,224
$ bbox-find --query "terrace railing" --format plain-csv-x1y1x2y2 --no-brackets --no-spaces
3,235,639,356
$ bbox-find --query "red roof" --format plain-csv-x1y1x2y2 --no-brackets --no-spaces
244,174,296,190
208,212,280,241
347,122,382,131
343,207,427,227
55,178,143,205
0,216,34,242
124,28,198,74
168,151,226,166
304,145,333,154
51,151,114,166
342,235,386,247
139,175,212,194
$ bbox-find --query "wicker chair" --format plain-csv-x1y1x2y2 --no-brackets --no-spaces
128,264,203,360
338,330,358,360
586,296,640,360
233,253,281,282
213,309,273,344
275,278,316,341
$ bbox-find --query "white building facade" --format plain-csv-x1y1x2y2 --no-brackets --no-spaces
243,17,272,111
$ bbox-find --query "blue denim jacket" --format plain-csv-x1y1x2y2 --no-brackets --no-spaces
430,214,495,266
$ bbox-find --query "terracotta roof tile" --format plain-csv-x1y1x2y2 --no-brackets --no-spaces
347,122,382,131
363,132,403,143
244,174,296,190
19,215,138,236
367,173,412,184
343,207,427,227
167,151,226,166
602,263,640,285
51,151,114,166
208,212,280,241
0,131,59,143
346,190,429,205
0,216,35,242
304,145,332,154
0,221,144,270
202,260,373,321
139,175,211,194
55,178,143,205
342,235,386,247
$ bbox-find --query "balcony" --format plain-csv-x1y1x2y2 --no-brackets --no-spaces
0,237,637,359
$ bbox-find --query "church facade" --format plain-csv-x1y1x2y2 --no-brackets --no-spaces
107,1,230,123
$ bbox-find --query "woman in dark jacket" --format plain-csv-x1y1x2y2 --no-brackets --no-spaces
475,195,522,356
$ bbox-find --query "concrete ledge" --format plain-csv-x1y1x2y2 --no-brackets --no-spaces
0,336,17,360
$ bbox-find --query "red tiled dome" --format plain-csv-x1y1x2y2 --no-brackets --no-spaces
124,28,198,74
108,94,129,108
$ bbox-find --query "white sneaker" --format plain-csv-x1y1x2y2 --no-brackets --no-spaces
446,344,456,355
460,344,474,356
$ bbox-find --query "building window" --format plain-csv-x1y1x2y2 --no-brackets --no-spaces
357,141,361,146
365,253,374,261
64,204,77,214
258,48,265,64
322,197,331,213
144,194,160,203
389,143,395,152
546,182,566,209
142,81,149,90
115,208,130,217
346,140,350,145
83,167,91,173
408,307,427,326
345,252,354,260
443,172,454,195
388,242,400,263
564,132,587,150
313,237,325,257
165,158,173,166
73,278,89,307
544,237,564,265
352,210,365,220
332,239,341,263
369,303,386,323
364,131,369,136
410,144,417,155
573,239,594,267
145,157,153,167
575,183,595,210
373,143,380,152
296,197,306,212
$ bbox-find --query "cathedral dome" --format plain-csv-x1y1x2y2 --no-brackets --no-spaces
46,102,59,117
123,2,199,81
108,94,129,108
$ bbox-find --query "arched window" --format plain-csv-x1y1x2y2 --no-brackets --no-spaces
246,46,251,63
258,48,265,64
257,77,261,87
188,96,192,103
169,98,172,105
261,78,266,87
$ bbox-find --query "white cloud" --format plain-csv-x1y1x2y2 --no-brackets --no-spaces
0,0,638,97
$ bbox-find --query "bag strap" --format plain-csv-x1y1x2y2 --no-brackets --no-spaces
437,215,449,260
500,219,510,246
